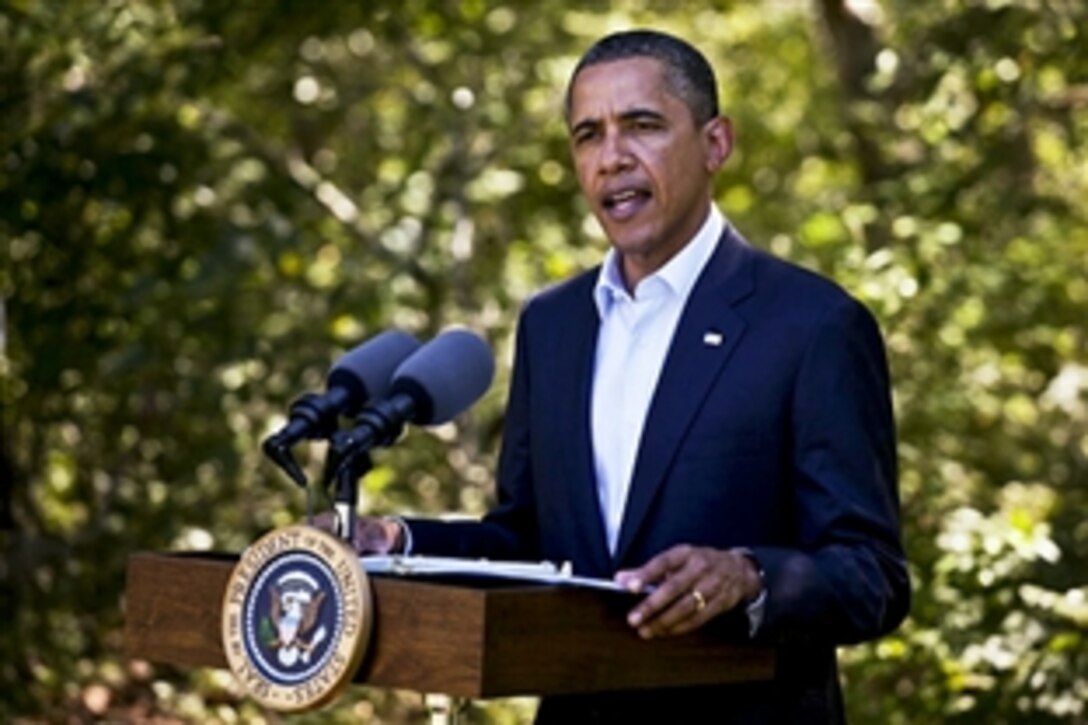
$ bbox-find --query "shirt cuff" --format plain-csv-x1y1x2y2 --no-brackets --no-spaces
744,588,767,638
736,547,767,637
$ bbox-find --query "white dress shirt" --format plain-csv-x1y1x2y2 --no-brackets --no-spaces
591,205,724,554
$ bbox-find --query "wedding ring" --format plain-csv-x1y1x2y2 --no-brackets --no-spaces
691,588,707,612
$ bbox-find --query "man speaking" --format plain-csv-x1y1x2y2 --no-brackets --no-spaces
347,29,910,723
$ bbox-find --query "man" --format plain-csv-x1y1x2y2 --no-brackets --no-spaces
350,30,909,722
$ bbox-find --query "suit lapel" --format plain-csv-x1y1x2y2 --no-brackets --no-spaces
612,228,756,565
556,276,613,575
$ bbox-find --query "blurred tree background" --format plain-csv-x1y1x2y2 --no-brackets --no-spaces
2,0,1085,721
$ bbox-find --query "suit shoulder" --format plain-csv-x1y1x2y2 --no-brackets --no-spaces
745,246,874,322
749,246,845,300
521,267,598,319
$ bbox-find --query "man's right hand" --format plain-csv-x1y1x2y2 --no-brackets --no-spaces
311,513,406,555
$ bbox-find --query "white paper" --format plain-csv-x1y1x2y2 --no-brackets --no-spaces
359,554,633,593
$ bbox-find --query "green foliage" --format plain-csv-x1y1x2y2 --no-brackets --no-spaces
2,0,1085,721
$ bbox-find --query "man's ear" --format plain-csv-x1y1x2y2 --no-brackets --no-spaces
703,116,734,172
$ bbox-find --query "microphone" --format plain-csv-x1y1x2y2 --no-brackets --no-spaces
262,329,421,485
328,328,495,472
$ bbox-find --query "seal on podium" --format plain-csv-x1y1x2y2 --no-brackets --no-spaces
221,524,373,711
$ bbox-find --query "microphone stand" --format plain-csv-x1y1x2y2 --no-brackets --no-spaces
323,399,412,547
331,450,372,548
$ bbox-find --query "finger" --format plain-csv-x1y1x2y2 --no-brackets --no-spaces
633,562,721,637
625,551,704,629
357,518,400,554
615,545,692,593
636,550,756,638
629,549,746,638
637,585,713,638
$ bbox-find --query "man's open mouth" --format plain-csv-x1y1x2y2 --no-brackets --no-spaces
602,187,651,220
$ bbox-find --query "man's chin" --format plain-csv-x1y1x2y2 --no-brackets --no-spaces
606,232,655,259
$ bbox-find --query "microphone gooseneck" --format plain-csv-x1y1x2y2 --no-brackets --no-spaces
262,329,421,486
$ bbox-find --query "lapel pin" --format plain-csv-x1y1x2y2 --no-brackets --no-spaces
703,331,724,347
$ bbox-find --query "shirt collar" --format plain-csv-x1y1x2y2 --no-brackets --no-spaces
594,204,725,318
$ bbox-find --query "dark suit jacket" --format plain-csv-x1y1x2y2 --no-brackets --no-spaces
409,227,910,722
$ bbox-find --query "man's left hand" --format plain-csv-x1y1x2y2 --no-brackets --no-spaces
614,545,761,639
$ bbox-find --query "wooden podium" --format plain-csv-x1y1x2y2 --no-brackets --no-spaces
125,551,774,703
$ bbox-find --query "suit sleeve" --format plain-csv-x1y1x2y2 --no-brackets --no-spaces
749,297,910,644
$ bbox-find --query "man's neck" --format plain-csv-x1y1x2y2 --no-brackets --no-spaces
615,205,718,294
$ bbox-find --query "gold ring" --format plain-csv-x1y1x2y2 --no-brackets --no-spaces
691,588,707,612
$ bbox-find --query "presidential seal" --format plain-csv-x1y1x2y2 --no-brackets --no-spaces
221,525,373,712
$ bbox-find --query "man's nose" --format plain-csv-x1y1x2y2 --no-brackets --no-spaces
598,130,634,174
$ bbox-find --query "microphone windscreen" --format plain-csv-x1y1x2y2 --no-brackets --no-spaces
327,330,422,415
392,328,495,424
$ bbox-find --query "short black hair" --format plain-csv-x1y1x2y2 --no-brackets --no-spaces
565,29,720,126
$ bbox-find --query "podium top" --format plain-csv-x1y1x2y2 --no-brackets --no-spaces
126,551,774,698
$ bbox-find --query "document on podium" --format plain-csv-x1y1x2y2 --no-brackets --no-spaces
360,555,634,593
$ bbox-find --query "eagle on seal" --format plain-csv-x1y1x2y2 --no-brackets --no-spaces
267,579,327,667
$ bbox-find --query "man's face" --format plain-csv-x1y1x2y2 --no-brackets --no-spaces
568,57,731,288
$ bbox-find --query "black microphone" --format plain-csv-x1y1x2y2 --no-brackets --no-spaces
262,329,421,485
328,328,495,471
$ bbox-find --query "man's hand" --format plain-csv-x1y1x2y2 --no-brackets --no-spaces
311,513,405,556
614,545,761,639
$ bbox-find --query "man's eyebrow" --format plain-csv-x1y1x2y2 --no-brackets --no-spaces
569,107,667,136
619,107,667,123
569,117,600,137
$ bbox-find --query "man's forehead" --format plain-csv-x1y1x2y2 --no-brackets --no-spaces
568,57,672,121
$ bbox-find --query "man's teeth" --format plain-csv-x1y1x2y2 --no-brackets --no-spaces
607,190,641,206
